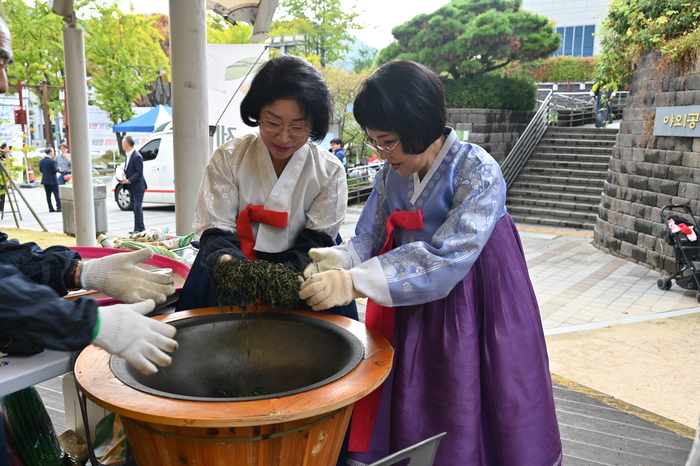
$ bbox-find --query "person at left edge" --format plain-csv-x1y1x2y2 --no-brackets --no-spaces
0,16,176,466
39,147,61,212
119,135,147,232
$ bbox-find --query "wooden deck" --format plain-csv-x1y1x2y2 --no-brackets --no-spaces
554,381,694,465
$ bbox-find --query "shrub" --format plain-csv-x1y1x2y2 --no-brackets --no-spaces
598,0,700,88
27,156,43,180
442,73,537,111
526,56,597,82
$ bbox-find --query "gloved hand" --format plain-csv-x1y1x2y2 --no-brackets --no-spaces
302,248,353,279
93,300,178,375
299,270,364,311
80,249,175,304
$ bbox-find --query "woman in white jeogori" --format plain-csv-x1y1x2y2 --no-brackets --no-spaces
178,55,357,325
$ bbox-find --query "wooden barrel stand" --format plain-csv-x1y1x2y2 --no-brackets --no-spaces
75,308,393,466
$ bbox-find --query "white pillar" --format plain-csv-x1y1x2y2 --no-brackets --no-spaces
169,0,210,236
62,27,96,246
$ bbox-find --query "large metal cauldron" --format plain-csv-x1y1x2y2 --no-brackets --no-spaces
75,308,394,466
110,312,364,401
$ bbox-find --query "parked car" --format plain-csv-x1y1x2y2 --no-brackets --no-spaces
347,166,377,179
111,128,175,211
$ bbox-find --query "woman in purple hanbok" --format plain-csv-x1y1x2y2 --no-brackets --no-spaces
300,60,562,466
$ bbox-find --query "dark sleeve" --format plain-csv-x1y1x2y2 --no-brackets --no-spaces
127,153,144,185
0,232,80,296
199,228,248,276
273,228,335,272
0,264,98,351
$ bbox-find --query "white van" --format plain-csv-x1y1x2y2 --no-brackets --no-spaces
111,125,175,210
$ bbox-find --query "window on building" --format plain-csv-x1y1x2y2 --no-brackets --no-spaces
583,25,595,57
555,25,595,57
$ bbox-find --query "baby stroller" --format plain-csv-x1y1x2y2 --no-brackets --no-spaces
657,204,700,302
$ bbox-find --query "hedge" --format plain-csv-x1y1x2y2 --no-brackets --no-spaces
442,74,537,111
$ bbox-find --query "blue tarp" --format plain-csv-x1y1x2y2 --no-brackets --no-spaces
112,105,172,133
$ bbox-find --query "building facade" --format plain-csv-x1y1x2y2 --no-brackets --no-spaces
522,0,612,57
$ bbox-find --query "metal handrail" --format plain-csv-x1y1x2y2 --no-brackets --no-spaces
547,91,628,127
501,90,554,189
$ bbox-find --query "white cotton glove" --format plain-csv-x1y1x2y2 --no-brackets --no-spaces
93,300,178,375
302,248,353,279
81,249,175,304
299,270,364,311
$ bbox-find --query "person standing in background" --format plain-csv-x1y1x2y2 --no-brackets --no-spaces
55,143,71,184
590,79,618,128
39,147,60,212
331,138,346,166
119,135,147,233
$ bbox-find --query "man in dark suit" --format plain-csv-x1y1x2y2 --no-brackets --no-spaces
39,147,61,212
119,135,147,232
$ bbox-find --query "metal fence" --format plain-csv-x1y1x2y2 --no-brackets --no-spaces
346,163,380,205
548,91,628,127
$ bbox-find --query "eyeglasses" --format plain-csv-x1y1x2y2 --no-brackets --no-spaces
259,119,311,137
0,56,13,71
364,138,401,156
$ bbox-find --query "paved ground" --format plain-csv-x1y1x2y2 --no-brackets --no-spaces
4,181,700,463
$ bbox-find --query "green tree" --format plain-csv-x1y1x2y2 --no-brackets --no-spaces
83,2,170,152
267,18,321,65
207,12,254,44
275,0,361,67
351,45,377,73
3,0,67,148
381,0,560,79
321,67,370,164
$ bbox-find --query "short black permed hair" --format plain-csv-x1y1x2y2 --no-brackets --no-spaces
240,55,332,142
353,60,446,155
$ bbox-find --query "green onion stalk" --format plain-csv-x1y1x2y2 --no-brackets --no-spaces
1,386,67,465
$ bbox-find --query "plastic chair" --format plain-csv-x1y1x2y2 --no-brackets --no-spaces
368,432,447,466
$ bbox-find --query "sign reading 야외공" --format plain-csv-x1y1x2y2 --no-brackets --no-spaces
653,106,700,137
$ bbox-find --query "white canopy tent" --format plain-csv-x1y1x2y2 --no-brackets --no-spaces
49,0,278,244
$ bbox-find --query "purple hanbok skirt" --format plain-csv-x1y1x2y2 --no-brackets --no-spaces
347,214,562,466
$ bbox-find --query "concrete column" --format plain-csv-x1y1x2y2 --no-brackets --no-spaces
169,0,210,236
62,27,96,246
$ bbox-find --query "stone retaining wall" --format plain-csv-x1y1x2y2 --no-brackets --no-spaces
594,52,700,273
447,108,533,163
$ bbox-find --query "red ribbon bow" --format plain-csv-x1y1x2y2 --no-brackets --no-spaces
237,204,288,260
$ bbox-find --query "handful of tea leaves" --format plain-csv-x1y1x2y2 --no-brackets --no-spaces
213,258,302,311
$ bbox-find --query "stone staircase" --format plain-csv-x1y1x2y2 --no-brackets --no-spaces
506,126,617,230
